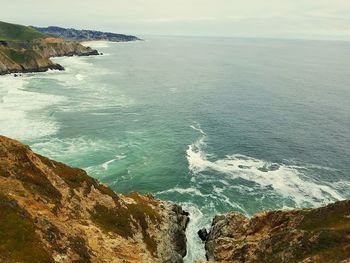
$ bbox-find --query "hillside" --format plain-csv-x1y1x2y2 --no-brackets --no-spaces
0,21,49,42
0,21,98,75
33,26,141,42
0,135,188,262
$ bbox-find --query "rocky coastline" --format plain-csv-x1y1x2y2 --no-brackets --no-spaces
1,21,350,263
199,200,350,263
0,37,98,75
0,135,188,262
1,136,349,262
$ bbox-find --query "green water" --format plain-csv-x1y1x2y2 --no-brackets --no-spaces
0,36,349,261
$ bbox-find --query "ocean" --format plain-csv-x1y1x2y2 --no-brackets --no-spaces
0,36,349,261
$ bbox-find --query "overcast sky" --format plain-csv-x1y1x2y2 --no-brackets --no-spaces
1,0,350,40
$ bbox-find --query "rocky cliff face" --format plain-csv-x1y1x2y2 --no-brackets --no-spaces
0,135,188,263
0,38,98,75
203,201,350,263
31,37,99,57
0,45,63,74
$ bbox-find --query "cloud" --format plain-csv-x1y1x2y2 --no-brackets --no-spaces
0,0,349,40
144,17,218,23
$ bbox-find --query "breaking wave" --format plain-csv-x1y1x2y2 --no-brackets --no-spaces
186,123,344,207
0,75,65,140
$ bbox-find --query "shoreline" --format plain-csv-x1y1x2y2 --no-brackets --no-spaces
80,39,111,45
0,38,99,76
1,30,349,259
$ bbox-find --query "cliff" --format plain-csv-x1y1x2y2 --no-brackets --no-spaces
202,201,350,263
30,37,99,58
0,138,349,263
33,26,141,42
0,21,99,75
0,135,188,263
0,44,63,74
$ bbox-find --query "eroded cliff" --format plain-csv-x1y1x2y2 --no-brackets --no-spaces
203,201,350,263
0,135,188,263
0,21,99,75
31,37,99,57
0,37,98,75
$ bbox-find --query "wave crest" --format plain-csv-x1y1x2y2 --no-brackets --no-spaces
186,124,344,206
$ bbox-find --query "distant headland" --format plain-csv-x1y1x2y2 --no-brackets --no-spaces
0,21,140,75
32,26,141,42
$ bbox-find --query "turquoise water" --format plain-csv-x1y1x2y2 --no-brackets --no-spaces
1,36,350,261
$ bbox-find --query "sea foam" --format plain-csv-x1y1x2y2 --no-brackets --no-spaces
181,203,208,262
186,123,344,207
0,75,65,140
80,41,111,49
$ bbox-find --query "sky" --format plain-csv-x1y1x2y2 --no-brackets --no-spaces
1,0,350,40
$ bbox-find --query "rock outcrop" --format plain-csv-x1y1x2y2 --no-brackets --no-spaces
203,201,350,263
0,135,188,263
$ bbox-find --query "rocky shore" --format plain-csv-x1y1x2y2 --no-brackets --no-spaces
0,20,143,76
200,200,350,263
0,136,349,263
0,135,188,263
0,37,98,75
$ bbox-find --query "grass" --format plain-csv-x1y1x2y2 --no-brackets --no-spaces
91,204,134,237
244,202,350,263
1,48,28,63
0,193,54,263
0,21,47,42
38,154,121,201
1,138,162,258
9,152,63,203
298,201,350,231
91,194,161,256
296,201,350,262
38,154,161,256
68,236,91,263
37,155,161,255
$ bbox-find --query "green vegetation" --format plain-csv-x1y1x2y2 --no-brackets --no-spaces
0,21,47,42
91,204,133,237
296,201,350,262
0,193,54,263
299,201,350,231
0,21,47,72
68,236,91,263
38,155,160,255
15,159,62,203
1,48,27,63
91,194,160,256
0,151,62,203
245,203,350,263
38,154,120,200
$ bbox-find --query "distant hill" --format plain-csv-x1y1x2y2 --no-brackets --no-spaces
32,26,141,42
0,21,49,42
